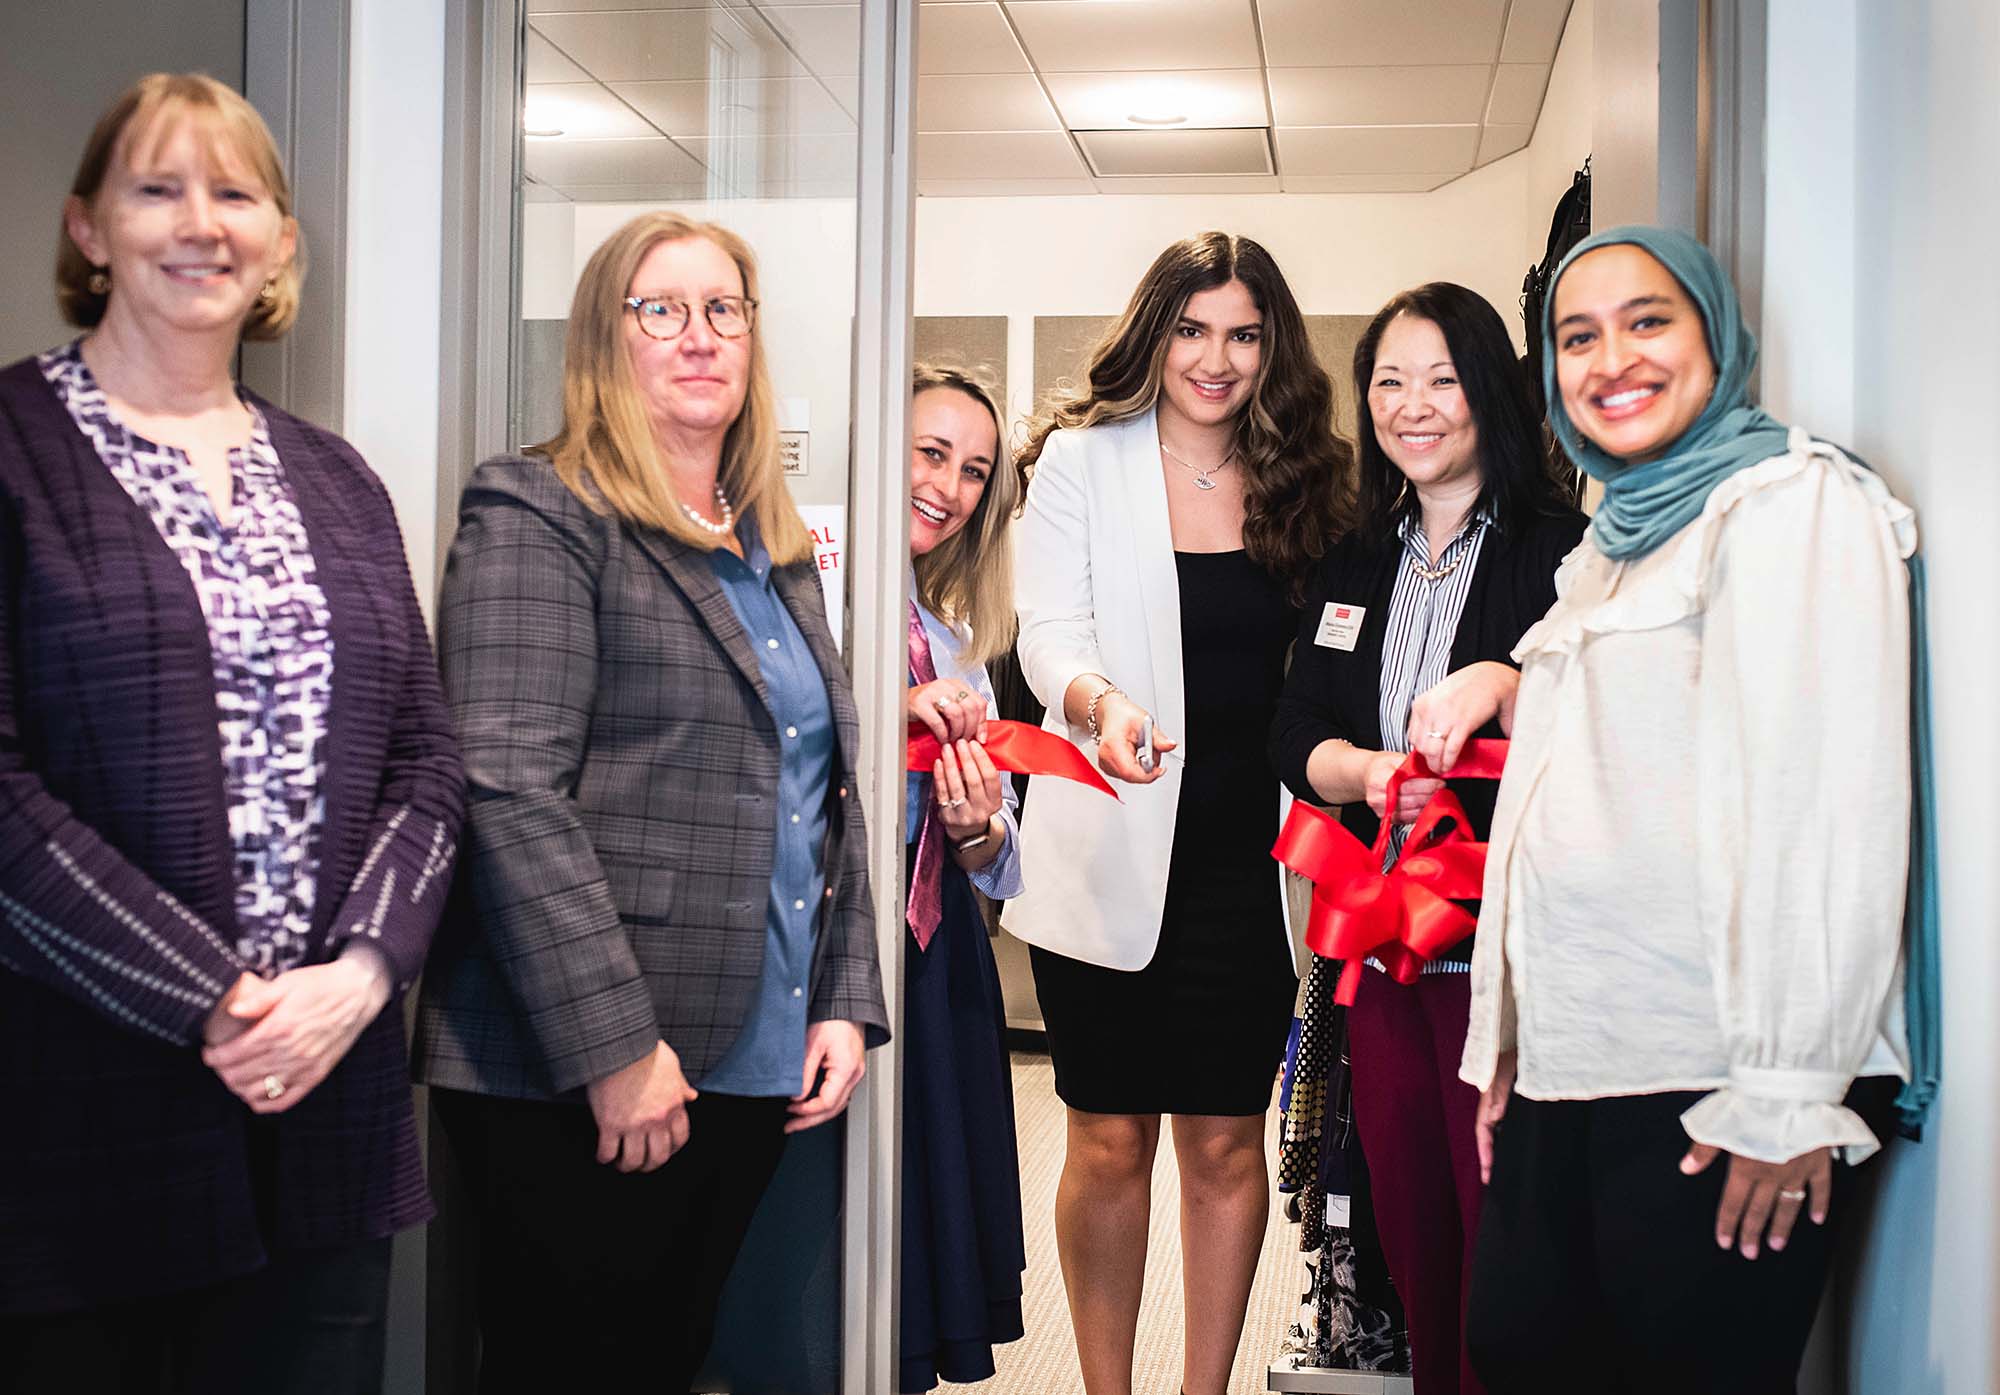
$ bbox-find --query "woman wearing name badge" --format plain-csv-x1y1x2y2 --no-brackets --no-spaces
1451,225,1927,1394
1269,282,1585,1395
1005,231,1348,1395
897,364,1029,1392
413,210,888,1393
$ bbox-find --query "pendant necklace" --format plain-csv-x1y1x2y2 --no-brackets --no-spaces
1159,439,1235,492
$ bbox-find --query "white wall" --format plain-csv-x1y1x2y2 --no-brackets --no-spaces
1761,3,2000,1393
1521,0,1595,268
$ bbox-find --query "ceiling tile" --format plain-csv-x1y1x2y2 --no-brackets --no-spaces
528,0,714,12
1485,63,1549,124
526,27,591,83
1268,65,1490,126
917,177,1099,197
1500,0,1573,62
522,177,574,203
1092,174,1280,194
1077,126,1272,177
1006,0,1261,73
675,131,858,197
610,76,855,138
1281,171,1456,193
549,182,715,203
1260,0,1507,68
1275,124,1479,175
1475,122,1533,165
918,3,1031,75
523,135,709,187
916,131,1089,181
755,5,862,78
522,83,660,141
531,10,798,84
917,73,1060,131
1041,69,1267,131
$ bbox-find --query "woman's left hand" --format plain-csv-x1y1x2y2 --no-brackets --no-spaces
786,1019,867,1134
1408,660,1521,773
202,953,393,1113
934,739,1005,840
1680,1141,1834,1260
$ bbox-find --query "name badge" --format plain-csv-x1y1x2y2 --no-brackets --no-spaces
1314,602,1366,652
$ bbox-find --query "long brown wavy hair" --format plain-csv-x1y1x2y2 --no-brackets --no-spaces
1017,231,1352,590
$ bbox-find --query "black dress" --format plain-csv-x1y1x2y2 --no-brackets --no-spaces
1030,549,1299,1115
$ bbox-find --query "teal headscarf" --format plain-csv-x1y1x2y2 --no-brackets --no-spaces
1541,225,1791,559
1544,224,1941,1139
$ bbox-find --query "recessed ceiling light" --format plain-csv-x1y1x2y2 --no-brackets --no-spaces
524,125,565,139
1128,112,1187,126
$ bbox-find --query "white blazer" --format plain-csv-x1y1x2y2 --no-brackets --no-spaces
1004,411,1294,972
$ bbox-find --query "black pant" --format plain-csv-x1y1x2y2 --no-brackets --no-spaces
0,1238,392,1395
1465,1090,1849,1395
434,1087,790,1395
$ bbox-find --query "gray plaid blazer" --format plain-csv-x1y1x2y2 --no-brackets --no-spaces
412,455,888,1098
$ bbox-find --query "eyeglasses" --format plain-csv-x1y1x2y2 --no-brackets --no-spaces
622,295,758,341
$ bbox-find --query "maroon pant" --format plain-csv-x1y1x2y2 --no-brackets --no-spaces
1348,969,1486,1395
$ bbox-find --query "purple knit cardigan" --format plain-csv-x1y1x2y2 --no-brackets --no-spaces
0,355,465,1313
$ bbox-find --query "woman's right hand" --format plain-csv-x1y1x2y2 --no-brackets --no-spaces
1363,749,1442,824
584,1041,699,1173
1093,692,1176,785
1476,1050,1517,1184
907,677,987,745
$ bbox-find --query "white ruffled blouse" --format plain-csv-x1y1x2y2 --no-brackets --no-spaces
1459,429,1914,1164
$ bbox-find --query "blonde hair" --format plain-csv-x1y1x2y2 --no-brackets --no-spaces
534,211,811,564
911,365,1019,668
57,73,304,341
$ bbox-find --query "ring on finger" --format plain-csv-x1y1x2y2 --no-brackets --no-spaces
1426,729,1446,741
1777,1187,1808,1201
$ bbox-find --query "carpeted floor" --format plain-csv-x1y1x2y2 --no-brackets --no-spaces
945,1051,1299,1395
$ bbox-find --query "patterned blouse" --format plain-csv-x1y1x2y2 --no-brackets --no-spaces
41,342,334,975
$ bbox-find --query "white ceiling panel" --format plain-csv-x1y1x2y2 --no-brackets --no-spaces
1268,65,1491,127
1259,0,1508,68
917,177,1098,197
523,84,660,141
916,73,1062,132
1041,69,1267,131
554,182,714,202
917,3,1032,75
523,135,709,187
756,5,862,78
531,10,796,84
1500,0,1573,62
526,27,591,83
1006,0,1262,73
675,131,858,192
522,178,574,203
1475,122,1532,165
1282,171,1455,193
611,76,854,138
1276,124,1480,175
1485,64,1550,125
1094,173,1280,194
917,131,1090,181
1078,126,1272,177
528,0,715,12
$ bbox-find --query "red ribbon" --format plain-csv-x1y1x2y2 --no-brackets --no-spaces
906,720,1120,801
1271,739,1508,1006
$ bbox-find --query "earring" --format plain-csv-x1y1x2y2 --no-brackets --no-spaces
257,279,276,304
87,269,110,295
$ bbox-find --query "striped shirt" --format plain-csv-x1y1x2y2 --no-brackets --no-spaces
1370,507,1490,974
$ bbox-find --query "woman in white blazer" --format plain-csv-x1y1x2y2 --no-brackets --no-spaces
1004,232,1350,1395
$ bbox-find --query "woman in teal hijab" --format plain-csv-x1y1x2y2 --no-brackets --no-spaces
1427,226,1933,1395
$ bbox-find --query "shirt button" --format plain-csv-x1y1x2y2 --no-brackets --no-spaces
793,898,806,911
791,987,803,999
767,638,779,649
786,725,798,738
839,786,849,798
790,813,801,824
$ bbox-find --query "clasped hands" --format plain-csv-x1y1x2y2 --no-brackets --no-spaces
908,677,1006,839
1477,1051,1834,1261
201,948,394,1114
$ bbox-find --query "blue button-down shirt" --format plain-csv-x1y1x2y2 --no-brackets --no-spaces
698,526,836,1097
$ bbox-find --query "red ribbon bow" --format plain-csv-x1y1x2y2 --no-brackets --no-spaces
1271,739,1508,1005
905,720,1120,801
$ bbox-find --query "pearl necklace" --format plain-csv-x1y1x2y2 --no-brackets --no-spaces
1158,438,1236,492
681,481,735,536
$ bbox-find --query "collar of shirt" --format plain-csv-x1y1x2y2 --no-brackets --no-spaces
1397,506,1492,568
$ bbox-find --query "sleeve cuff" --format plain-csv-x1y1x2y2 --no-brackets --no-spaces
1680,1082,1883,1166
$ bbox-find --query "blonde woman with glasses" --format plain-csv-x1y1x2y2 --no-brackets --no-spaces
414,212,888,1394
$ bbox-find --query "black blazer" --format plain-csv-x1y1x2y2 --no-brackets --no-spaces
0,357,465,1312
1270,506,1588,871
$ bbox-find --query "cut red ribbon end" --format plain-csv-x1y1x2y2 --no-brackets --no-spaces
905,720,1120,801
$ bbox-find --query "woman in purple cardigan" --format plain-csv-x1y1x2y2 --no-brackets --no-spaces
0,74,463,1394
